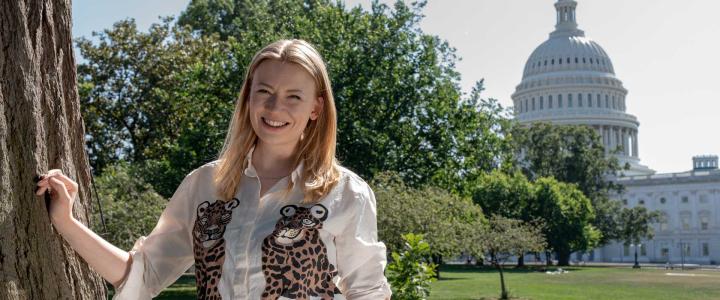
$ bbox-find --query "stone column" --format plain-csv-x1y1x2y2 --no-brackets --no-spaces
633,130,639,157
601,126,606,154
620,127,627,156
622,128,628,156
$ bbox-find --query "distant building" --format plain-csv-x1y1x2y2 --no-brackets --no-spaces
513,0,720,264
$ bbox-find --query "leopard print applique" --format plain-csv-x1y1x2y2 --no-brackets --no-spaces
261,204,341,300
192,198,240,300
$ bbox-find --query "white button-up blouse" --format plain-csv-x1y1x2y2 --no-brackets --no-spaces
113,146,392,299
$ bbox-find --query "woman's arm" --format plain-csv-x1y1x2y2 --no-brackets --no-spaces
36,169,131,287
52,217,132,288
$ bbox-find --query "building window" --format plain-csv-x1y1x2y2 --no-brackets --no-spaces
551,59,555,65
558,94,563,108
682,196,689,203
583,57,586,63
532,98,536,110
596,94,601,107
544,60,547,66
622,199,628,205
568,94,573,107
660,197,667,204
623,244,630,256
588,93,593,107
575,57,579,63
640,244,647,256
540,96,544,109
703,243,710,256
612,97,616,109
549,95,553,108
605,95,609,108
525,99,529,112
681,213,691,230
682,244,691,256
567,57,571,64
659,213,669,231
661,248,669,258
700,194,709,203
639,199,645,205
578,94,583,107
701,215,710,230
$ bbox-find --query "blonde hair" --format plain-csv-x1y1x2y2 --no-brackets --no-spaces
213,39,341,203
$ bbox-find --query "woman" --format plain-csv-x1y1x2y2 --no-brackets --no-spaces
36,39,392,300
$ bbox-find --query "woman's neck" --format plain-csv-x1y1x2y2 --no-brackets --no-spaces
253,141,297,178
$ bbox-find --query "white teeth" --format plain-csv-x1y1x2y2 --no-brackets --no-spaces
263,118,288,127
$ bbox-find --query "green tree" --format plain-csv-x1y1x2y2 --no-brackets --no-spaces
482,216,546,300
387,233,437,300
91,162,168,251
616,206,662,268
372,172,485,276
469,170,535,266
531,177,601,266
512,122,624,245
76,18,240,197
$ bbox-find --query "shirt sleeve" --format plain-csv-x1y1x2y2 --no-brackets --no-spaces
112,171,198,299
334,182,392,300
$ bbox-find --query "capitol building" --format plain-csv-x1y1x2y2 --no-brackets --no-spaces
512,0,720,264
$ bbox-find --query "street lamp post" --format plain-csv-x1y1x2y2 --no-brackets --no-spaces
631,243,641,269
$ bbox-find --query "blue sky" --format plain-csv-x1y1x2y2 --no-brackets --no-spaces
73,0,720,174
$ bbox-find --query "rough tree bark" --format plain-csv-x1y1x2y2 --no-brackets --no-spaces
0,0,107,299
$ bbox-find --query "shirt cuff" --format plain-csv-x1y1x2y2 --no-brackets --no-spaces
112,237,153,300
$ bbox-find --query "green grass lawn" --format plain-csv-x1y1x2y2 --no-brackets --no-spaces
429,265,720,300
108,265,720,299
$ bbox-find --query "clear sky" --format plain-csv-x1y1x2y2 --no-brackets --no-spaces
73,0,719,174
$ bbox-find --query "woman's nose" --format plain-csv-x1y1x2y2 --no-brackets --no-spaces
264,95,280,110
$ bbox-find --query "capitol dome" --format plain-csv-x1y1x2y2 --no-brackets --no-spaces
522,36,615,79
512,0,654,176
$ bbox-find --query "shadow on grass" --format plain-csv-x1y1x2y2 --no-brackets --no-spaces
439,264,591,275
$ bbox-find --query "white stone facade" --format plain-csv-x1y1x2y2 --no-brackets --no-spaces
593,165,720,264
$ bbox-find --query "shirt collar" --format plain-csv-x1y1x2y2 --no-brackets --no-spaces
243,144,303,184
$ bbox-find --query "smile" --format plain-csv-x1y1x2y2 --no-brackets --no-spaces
262,117,289,128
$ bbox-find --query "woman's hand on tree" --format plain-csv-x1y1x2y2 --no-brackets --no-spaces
35,169,78,224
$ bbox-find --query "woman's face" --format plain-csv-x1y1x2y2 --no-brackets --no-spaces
248,60,323,151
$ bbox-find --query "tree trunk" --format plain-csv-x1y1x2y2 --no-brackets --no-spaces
516,253,525,267
496,264,508,300
432,254,442,279
545,251,553,266
557,250,571,266
0,0,107,299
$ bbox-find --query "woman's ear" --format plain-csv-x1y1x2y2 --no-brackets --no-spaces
311,96,324,120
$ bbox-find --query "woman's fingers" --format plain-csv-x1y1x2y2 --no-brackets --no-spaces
48,177,71,200
50,173,78,194
36,170,75,196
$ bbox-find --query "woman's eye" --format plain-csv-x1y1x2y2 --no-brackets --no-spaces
257,89,269,94
289,95,301,100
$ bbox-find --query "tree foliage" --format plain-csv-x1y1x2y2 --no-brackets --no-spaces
91,162,167,251
512,122,625,245
531,177,601,265
76,18,240,197
616,206,662,246
482,216,546,300
386,233,437,300
372,171,485,259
